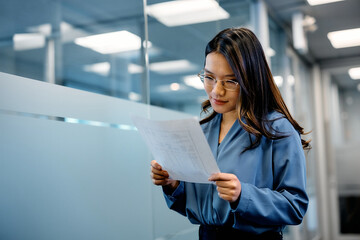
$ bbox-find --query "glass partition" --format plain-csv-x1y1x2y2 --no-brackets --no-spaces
0,0,147,103
294,54,318,240
269,17,285,94
331,75,360,236
0,72,194,240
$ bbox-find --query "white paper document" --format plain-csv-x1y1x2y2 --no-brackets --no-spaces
131,116,220,183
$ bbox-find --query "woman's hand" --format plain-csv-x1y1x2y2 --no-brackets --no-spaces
150,160,179,190
208,173,241,203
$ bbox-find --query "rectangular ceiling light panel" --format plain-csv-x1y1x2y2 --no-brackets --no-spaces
146,0,230,27
75,31,142,54
307,0,344,6
150,59,196,74
13,33,45,51
349,67,360,80
83,62,110,76
327,28,360,48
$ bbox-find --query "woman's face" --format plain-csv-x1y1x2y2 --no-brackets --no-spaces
204,52,240,115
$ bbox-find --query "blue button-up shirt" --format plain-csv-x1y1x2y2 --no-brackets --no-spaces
163,112,309,234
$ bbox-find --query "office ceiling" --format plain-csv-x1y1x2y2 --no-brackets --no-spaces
1,0,359,105
263,0,360,90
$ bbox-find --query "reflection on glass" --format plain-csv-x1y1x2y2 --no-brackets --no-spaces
0,0,146,103
74,31,144,54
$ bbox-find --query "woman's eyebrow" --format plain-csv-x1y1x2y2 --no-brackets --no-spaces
203,68,213,74
204,68,235,77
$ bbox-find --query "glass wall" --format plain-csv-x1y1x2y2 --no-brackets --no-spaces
268,15,319,240
0,0,320,239
269,17,285,92
0,0,147,102
331,74,360,236
292,53,318,240
0,72,195,240
0,0,253,116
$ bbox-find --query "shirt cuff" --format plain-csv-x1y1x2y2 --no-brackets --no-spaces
163,181,184,202
231,182,251,216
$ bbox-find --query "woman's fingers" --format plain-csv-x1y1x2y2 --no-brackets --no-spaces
151,160,162,170
208,172,235,181
150,160,172,186
151,166,169,179
151,170,169,185
150,160,179,190
152,178,168,185
151,171,168,180
151,167,169,177
209,173,241,203
216,187,237,197
150,160,169,177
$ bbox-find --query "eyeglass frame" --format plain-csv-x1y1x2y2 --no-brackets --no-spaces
197,69,240,91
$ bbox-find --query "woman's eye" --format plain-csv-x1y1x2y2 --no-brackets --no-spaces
226,80,237,85
205,76,215,81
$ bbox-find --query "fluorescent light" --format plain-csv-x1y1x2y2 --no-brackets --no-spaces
288,75,295,86
307,0,344,6
327,28,360,48
349,67,360,80
128,92,142,101
75,31,143,54
13,33,45,51
85,62,146,76
292,12,308,53
184,75,204,89
274,76,283,87
84,62,110,76
150,59,196,74
156,83,185,92
27,22,88,43
128,63,144,74
170,83,180,91
266,48,276,57
146,0,230,27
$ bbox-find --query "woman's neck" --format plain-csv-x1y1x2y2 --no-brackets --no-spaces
218,111,238,144
221,110,238,126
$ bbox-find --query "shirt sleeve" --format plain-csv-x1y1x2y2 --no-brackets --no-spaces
162,181,187,216
231,121,309,227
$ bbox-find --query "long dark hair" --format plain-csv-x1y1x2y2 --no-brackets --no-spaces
200,27,310,151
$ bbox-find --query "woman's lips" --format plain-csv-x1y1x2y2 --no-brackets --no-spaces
212,98,228,105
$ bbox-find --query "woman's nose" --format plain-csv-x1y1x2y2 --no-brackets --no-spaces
212,80,225,95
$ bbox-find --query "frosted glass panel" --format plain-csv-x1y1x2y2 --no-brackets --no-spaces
0,72,187,124
0,73,196,240
0,114,152,239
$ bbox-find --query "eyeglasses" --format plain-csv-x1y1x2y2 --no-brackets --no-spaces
197,70,239,91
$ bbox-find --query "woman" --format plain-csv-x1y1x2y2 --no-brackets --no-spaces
150,27,310,240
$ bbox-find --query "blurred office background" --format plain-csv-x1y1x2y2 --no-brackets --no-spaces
0,0,359,239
